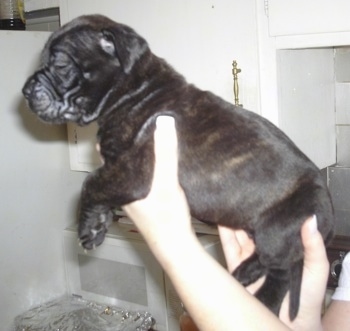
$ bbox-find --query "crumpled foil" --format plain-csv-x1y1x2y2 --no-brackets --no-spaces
14,296,155,331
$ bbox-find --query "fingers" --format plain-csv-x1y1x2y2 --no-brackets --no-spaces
218,226,242,272
218,226,255,273
300,215,329,310
301,215,329,278
280,215,329,328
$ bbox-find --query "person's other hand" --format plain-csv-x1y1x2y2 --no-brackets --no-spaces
219,216,328,330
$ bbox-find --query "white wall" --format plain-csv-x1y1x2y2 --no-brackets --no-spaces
0,31,86,329
60,0,260,112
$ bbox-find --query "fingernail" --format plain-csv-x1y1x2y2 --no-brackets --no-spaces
308,215,318,235
156,115,175,129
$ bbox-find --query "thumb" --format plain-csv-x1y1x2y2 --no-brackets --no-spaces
153,116,179,187
301,215,329,276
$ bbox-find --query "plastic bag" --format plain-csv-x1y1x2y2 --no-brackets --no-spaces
14,295,155,331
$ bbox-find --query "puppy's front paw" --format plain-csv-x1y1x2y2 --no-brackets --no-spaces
78,208,113,250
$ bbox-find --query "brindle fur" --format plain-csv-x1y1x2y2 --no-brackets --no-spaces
22,15,334,320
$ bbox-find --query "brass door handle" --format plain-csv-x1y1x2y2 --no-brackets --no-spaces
232,60,242,107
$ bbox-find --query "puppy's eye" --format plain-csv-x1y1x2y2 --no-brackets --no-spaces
54,63,68,71
50,52,71,70
52,62,71,77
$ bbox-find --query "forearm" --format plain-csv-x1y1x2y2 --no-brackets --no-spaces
322,300,350,330
149,229,290,331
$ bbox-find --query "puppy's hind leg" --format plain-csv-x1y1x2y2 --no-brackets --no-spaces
232,253,267,286
232,249,303,320
254,269,290,316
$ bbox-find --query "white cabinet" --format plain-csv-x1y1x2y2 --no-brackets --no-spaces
268,0,350,37
255,0,350,169
264,0,350,50
59,0,260,171
276,49,336,169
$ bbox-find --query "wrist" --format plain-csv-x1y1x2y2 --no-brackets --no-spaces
149,229,204,271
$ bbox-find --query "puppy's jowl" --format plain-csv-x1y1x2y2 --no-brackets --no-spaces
22,15,333,320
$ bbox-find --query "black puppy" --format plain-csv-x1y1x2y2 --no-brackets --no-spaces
22,15,333,320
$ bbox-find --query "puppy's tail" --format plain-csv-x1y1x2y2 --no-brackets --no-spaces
289,259,303,320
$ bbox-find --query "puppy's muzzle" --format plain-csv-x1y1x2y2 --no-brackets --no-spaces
23,73,54,113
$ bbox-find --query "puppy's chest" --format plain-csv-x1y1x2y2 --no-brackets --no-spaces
96,120,146,162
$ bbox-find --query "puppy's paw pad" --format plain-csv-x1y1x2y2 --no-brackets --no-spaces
78,209,113,250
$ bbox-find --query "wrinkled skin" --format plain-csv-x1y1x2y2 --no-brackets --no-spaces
22,15,334,320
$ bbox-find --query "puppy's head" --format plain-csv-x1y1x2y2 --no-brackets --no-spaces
22,15,149,125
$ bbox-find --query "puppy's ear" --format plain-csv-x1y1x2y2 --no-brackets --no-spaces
100,29,117,57
100,25,148,74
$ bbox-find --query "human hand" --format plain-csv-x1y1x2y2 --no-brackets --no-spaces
281,216,329,330
218,225,264,293
219,216,328,330
122,116,193,253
